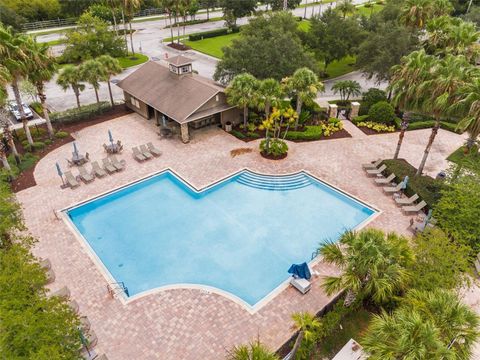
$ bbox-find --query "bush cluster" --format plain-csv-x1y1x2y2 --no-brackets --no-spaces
188,27,240,41
356,121,396,133
368,101,395,124
359,88,387,115
260,138,288,156
50,102,111,124
285,118,343,140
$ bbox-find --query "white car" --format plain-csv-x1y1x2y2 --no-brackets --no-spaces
8,102,34,121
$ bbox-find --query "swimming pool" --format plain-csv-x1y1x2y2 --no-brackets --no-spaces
66,170,377,308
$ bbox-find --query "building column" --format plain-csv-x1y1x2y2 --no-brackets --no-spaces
350,102,360,119
180,123,190,143
328,104,338,119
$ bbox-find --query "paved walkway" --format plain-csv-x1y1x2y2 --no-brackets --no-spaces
15,114,466,359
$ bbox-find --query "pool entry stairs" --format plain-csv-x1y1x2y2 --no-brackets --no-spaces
237,172,312,191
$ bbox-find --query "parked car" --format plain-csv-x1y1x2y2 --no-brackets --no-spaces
8,101,34,121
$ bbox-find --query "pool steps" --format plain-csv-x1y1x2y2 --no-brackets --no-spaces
237,172,312,191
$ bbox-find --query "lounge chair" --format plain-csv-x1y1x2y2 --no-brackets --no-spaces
290,277,311,294
362,159,382,170
84,329,98,348
402,200,427,214
147,142,162,157
374,173,395,185
50,286,71,299
366,164,387,176
78,166,95,183
383,182,404,193
139,144,154,159
80,316,91,332
69,300,80,313
395,193,419,206
91,161,107,178
109,155,125,171
39,258,51,270
102,158,117,174
46,268,55,284
132,147,147,162
64,171,80,189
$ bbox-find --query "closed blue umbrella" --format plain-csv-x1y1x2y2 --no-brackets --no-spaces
401,175,409,190
108,129,114,146
55,162,64,185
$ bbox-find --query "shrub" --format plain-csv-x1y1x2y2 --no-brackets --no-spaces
382,159,446,206
50,102,111,124
16,127,46,142
351,114,369,124
29,101,43,115
359,88,387,115
260,138,288,156
407,120,463,133
23,141,45,152
54,131,70,139
246,132,260,138
44,139,53,145
357,121,396,133
286,126,323,141
231,129,247,139
188,27,240,41
368,101,395,124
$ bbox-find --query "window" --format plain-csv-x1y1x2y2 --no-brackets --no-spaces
130,97,140,108
181,65,190,73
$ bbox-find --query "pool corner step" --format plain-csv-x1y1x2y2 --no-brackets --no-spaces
237,172,312,191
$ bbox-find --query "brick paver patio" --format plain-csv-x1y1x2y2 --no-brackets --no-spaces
15,113,466,359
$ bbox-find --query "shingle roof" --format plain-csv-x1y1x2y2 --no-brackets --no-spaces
116,61,225,123
166,55,193,67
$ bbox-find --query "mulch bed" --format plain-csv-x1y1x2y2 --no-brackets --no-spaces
228,126,352,143
10,105,132,193
357,126,399,136
167,42,191,51
260,151,288,160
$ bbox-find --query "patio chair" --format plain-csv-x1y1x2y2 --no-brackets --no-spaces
66,158,74,167
374,173,395,185
39,258,51,270
395,193,419,206
86,329,98,348
383,182,404,193
290,277,311,294
80,316,91,332
85,152,90,161
132,147,147,162
103,144,109,152
64,171,80,189
91,161,107,178
109,155,126,171
402,200,427,214
362,159,382,170
102,158,117,174
366,164,387,176
46,268,55,284
78,166,95,183
69,299,80,314
147,142,162,157
50,286,71,299
139,144,154,159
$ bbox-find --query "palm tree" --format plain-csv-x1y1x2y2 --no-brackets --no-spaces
123,0,141,54
226,339,279,360
97,55,122,106
290,312,321,359
401,0,433,29
80,60,107,104
225,73,258,129
162,0,176,44
318,228,414,306
331,80,361,102
453,78,480,151
336,0,355,18
256,78,283,117
27,40,57,138
57,65,86,109
283,67,324,130
362,289,479,359
0,25,34,146
389,50,436,159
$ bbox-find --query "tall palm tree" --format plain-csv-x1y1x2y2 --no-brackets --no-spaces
362,289,479,359
27,40,57,138
318,228,414,306
256,78,283,117
401,0,433,29
283,67,324,130
331,80,361,102
123,0,141,54
226,339,279,360
336,0,355,18
80,60,107,104
389,50,436,159
0,25,34,146
453,78,480,151
97,55,122,106
290,312,321,359
57,65,85,109
225,73,258,129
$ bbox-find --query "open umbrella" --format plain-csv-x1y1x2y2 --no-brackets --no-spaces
55,162,64,185
108,129,114,146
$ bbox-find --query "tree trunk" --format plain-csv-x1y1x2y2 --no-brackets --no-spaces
169,13,174,43
393,127,406,160
129,21,135,54
206,7,209,20
265,101,271,117
290,331,305,360
416,118,440,176
112,8,119,35
37,85,54,138
243,106,248,129
12,79,33,146
344,289,357,307
0,154,11,171
73,87,81,109
176,14,181,44
294,98,303,130
8,138,20,164
122,9,129,55
107,78,115,106
94,88,100,103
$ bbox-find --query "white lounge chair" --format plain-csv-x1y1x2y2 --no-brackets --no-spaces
402,200,427,214
78,166,95,183
290,277,311,294
50,286,71,299
374,173,395,185
64,171,80,189
395,193,419,206
366,164,386,176
91,161,107,178
362,159,382,170
102,158,117,174
147,142,162,157
132,147,147,162
383,182,404,193
139,144,154,159
109,155,125,171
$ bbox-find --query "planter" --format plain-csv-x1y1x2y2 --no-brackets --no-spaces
260,151,288,160
225,121,232,132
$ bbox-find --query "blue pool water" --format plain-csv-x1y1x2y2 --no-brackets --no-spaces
67,170,376,306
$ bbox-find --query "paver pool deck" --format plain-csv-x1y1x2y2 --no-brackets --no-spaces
15,113,466,359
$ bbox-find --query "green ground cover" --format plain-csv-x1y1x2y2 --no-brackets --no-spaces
321,55,357,79
184,32,240,58
447,146,480,171
117,53,149,68
355,3,385,17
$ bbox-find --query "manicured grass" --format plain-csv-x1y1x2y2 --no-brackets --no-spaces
184,33,240,58
298,20,311,32
297,0,335,9
316,308,372,358
447,146,480,171
355,3,385,17
117,53,149,68
321,55,357,79
42,38,65,46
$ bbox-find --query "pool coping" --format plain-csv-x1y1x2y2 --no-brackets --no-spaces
59,167,381,315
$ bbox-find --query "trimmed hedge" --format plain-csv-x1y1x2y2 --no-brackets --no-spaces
368,101,395,124
285,125,323,141
50,102,112,124
407,120,462,133
351,115,369,124
188,27,240,41
382,159,446,206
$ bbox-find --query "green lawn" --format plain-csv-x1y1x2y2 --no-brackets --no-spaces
184,33,240,58
116,53,149,68
447,145,480,172
355,3,385,17
321,55,357,79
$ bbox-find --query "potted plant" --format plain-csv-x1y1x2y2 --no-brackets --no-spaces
225,121,232,132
